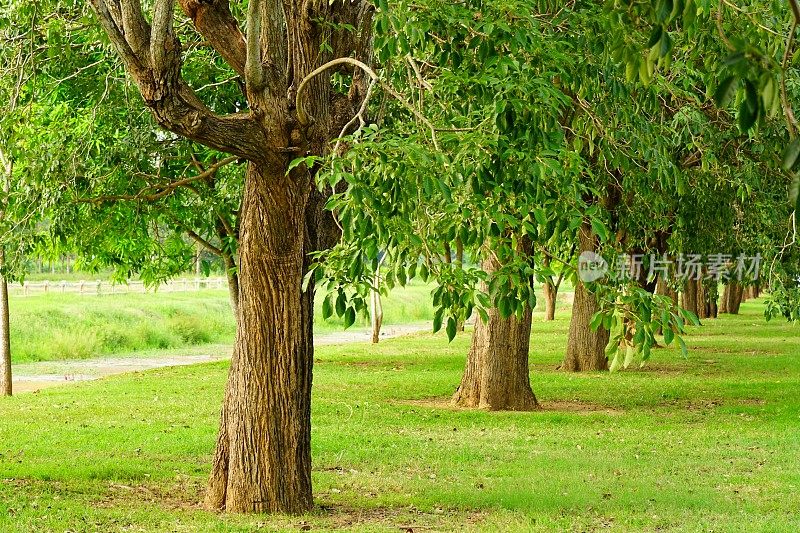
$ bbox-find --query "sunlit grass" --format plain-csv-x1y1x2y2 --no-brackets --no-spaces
1,300,798,531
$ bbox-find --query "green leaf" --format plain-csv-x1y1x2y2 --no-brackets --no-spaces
623,345,635,368
738,100,757,132
589,311,604,331
744,79,759,114
677,336,688,358
663,327,674,345
498,297,512,319
335,292,346,317
659,31,672,58
344,307,356,329
609,348,622,372
791,174,800,215
322,296,333,319
782,139,800,171
590,218,609,242
647,25,663,48
433,309,444,333
446,317,457,342
714,76,738,107
286,155,321,175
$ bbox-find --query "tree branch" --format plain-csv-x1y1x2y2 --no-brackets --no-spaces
296,57,441,151
177,0,247,78
245,0,265,91
150,0,175,74
185,228,224,256
333,78,376,155
120,0,150,56
782,19,799,138
88,0,272,163
80,156,239,204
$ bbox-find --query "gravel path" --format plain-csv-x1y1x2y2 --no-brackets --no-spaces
12,323,432,394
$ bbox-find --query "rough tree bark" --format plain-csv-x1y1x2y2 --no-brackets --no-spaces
87,0,373,514
543,281,557,321
541,255,561,322
726,282,744,315
0,247,11,397
1,154,11,396
720,284,730,314
697,280,709,319
563,222,610,371
682,278,700,317
707,282,719,318
370,264,383,344
205,165,316,513
452,249,538,411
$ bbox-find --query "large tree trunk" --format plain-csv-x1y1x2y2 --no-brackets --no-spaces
726,282,744,315
682,278,700,317
543,281,557,321
707,282,719,318
697,280,709,319
719,284,730,314
562,223,609,371
87,0,371,516
205,164,314,514
0,246,11,397
452,254,538,411
451,306,538,411
0,154,10,397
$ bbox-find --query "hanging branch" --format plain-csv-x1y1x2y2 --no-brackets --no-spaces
781,15,799,138
296,57,441,151
79,156,239,204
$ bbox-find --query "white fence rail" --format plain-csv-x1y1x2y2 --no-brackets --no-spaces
8,277,228,297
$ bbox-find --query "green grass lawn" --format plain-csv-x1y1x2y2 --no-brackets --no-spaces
1,300,798,531
7,281,440,363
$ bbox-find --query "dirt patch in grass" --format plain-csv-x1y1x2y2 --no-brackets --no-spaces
93,477,205,512
540,400,623,415
312,504,486,531
395,397,623,415
656,397,767,412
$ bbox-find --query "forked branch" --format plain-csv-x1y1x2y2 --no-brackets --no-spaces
87,0,270,163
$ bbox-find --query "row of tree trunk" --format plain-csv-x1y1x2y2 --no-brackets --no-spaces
450,212,763,415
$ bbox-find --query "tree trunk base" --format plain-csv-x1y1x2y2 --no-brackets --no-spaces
453,250,539,412
562,223,609,372
543,282,557,322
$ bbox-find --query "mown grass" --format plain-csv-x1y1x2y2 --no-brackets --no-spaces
1,299,798,531
7,281,439,363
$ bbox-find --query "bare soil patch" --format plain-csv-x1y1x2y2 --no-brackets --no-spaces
395,397,623,415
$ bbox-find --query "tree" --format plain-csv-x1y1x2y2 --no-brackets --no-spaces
0,152,10,397
82,0,374,513
563,223,611,371
313,0,593,410
539,243,575,322
314,0,699,404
